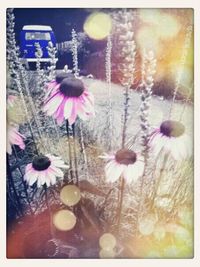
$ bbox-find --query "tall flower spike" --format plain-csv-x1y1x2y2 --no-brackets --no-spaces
47,41,57,81
140,50,157,156
113,10,137,147
35,42,45,88
105,35,113,150
71,29,79,77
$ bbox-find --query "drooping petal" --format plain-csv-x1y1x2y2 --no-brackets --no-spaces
43,93,64,116
49,165,64,178
44,170,51,187
37,171,47,187
68,99,78,125
25,163,33,173
130,161,144,180
64,98,73,119
45,170,56,185
105,160,124,183
7,126,25,153
80,93,95,114
51,160,69,169
53,97,67,125
25,170,39,186
77,100,90,121
83,90,94,105
123,165,135,183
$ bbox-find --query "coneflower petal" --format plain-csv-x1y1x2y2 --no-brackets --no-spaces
105,161,124,182
44,94,64,115
64,98,73,119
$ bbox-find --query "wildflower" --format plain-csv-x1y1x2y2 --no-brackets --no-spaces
7,125,25,155
149,120,192,160
100,149,144,183
7,95,17,109
44,72,74,99
43,75,95,125
24,154,69,187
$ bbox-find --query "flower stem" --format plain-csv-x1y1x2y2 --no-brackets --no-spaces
7,153,23,216
13,147,34,215
116,176,125,234
44,185,54,238
66,120,74,183
78,120,89,180
121,86,130,148
72,123,79,186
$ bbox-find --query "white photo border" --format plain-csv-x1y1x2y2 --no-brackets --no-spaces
0,1,199,267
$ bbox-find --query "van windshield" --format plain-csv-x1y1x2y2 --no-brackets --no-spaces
25,32,51,41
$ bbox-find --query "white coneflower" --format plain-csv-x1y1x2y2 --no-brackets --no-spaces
149,120,192,161
24,154,69,188
100,149,144,184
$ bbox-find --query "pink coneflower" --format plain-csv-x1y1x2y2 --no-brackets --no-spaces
7,95,17,109
149,120,192,161
43,75,95,125
24,154,69,188
100,149,144,184
44,72,75,100
7,125,25,155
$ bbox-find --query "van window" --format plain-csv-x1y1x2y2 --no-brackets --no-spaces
25,32,51,41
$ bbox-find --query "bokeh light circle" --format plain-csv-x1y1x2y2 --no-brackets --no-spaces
138,217,155,236
99,248,115,258
153,225,166,241
99,233,117,249
84,12,112,40
53,209,76,231
60,185,81,206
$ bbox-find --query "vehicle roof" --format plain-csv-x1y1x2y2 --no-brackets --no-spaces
22,25,53,31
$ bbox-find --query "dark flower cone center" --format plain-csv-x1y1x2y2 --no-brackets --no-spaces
56,72,74,84
59,77,84,97
115,149,137,165
32,155,51,171
160,120,185,137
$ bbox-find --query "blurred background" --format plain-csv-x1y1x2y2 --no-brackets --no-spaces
13,8,194,100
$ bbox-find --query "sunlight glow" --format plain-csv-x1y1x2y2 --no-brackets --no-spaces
84,12,112,40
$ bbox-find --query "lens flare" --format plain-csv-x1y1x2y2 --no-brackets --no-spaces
99,233,117,249
84,12,112,40
99,248,115,258
157,14,181,39
60,185,81,207
53,210,76,231
136,26,160,53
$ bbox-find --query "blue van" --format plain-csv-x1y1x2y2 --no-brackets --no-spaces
20,25,58,63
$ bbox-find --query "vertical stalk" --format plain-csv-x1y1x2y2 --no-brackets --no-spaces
79,121,89,180
44,185,54,238
13,147,34,215
72,123,79,185
121,86,130,148
66,120,74,183
7,153,23,216
116,176,125,233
